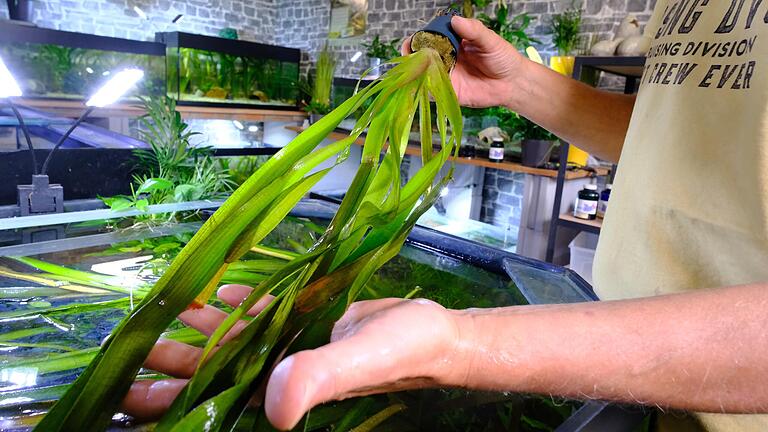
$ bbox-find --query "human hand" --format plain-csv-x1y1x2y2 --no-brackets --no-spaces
404,16,527,110
121,286,474,430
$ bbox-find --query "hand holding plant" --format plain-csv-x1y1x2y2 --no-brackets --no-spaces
404,16,528,111
121,286,469,430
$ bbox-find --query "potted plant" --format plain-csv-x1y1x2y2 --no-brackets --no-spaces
478,6,540,50
361,35,400,77
549,6,582,76
509,113,558,168
303,44,336,123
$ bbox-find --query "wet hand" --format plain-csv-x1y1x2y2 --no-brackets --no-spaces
403,16,526,109
120,284,273,421
121,287,471,431
264,297,471,430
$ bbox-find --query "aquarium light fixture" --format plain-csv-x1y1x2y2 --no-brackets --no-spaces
38,69,144,176
248,125,259,133
86,68,144,108
232,120,244,130
0,56,22,98
86,67,94,74
350,51,363,62
133,6,147,20
0,55,38,175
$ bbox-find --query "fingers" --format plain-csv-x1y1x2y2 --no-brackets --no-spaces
400,36,412,55
450,16,500,52
144,339,203,378
218,284,275,317
178,304,230,336
121,379,187,421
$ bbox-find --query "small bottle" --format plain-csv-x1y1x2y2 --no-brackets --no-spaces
489,138,504,163
597,184,612,218
574,184,599,220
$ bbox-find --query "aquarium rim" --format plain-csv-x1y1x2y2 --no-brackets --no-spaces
0,21,165,56
155,32,301,64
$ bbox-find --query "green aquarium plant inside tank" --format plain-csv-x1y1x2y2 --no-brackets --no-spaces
0,22,165,102
157,32,301,108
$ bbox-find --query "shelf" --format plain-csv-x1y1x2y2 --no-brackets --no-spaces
574,56,646,78
15,98,308,122
285,126,596,180
558,213,602,234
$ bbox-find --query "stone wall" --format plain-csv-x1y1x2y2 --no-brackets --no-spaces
1,0,277,43
479,169,526,232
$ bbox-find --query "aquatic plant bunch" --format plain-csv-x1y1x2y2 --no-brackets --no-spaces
36,46,462,431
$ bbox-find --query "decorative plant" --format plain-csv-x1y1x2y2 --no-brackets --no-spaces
303,44,336,114
36,45,462,431
550,7,582,56
102,96,232,212
362,35,401,60
478,6,541,51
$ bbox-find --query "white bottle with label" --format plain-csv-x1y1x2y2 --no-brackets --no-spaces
574,184,599,220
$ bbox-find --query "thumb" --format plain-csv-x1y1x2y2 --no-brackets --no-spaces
450,16,499,52
263,330,408,430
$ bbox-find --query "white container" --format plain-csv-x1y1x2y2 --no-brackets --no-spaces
568,232,599,284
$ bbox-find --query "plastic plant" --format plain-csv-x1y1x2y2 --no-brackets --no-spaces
35,45,461,431
550,7,582,56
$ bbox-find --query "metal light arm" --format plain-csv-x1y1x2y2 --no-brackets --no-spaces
40,106,95,176
5,99,38,175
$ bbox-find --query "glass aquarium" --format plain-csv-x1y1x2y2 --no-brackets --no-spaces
0,200,614,431
0,21,165,102
157,32,300,109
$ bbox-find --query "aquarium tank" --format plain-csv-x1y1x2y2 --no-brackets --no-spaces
0,199,612,431
0,22,165,102
156,32,301,109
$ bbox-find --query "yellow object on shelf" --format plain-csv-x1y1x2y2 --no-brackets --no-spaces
550,55,586,166
550,55,575,76
567,144,589,167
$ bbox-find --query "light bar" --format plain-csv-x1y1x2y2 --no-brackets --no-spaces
0,56,22,98
86,69,144,107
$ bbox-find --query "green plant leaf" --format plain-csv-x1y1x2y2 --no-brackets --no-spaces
136,177,174,194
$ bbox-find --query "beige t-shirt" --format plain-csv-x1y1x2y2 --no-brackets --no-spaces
592,0,768,430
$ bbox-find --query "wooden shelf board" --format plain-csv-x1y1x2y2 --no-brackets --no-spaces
16,98,307,122
285,125,596,180
559,213,603,230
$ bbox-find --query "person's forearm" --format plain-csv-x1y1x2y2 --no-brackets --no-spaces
449,284,768,413
508,59,635,163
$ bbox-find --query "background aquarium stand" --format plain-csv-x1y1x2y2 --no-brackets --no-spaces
0,21,165,102
156,32,301,110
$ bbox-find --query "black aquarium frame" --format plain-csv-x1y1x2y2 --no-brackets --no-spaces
0,21,166,55
156,31,302,111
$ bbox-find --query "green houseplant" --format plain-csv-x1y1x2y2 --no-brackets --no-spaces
549,6,582,76
35,45,463,432
478,6,540,50
362,35,401,77
303,44,337,121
